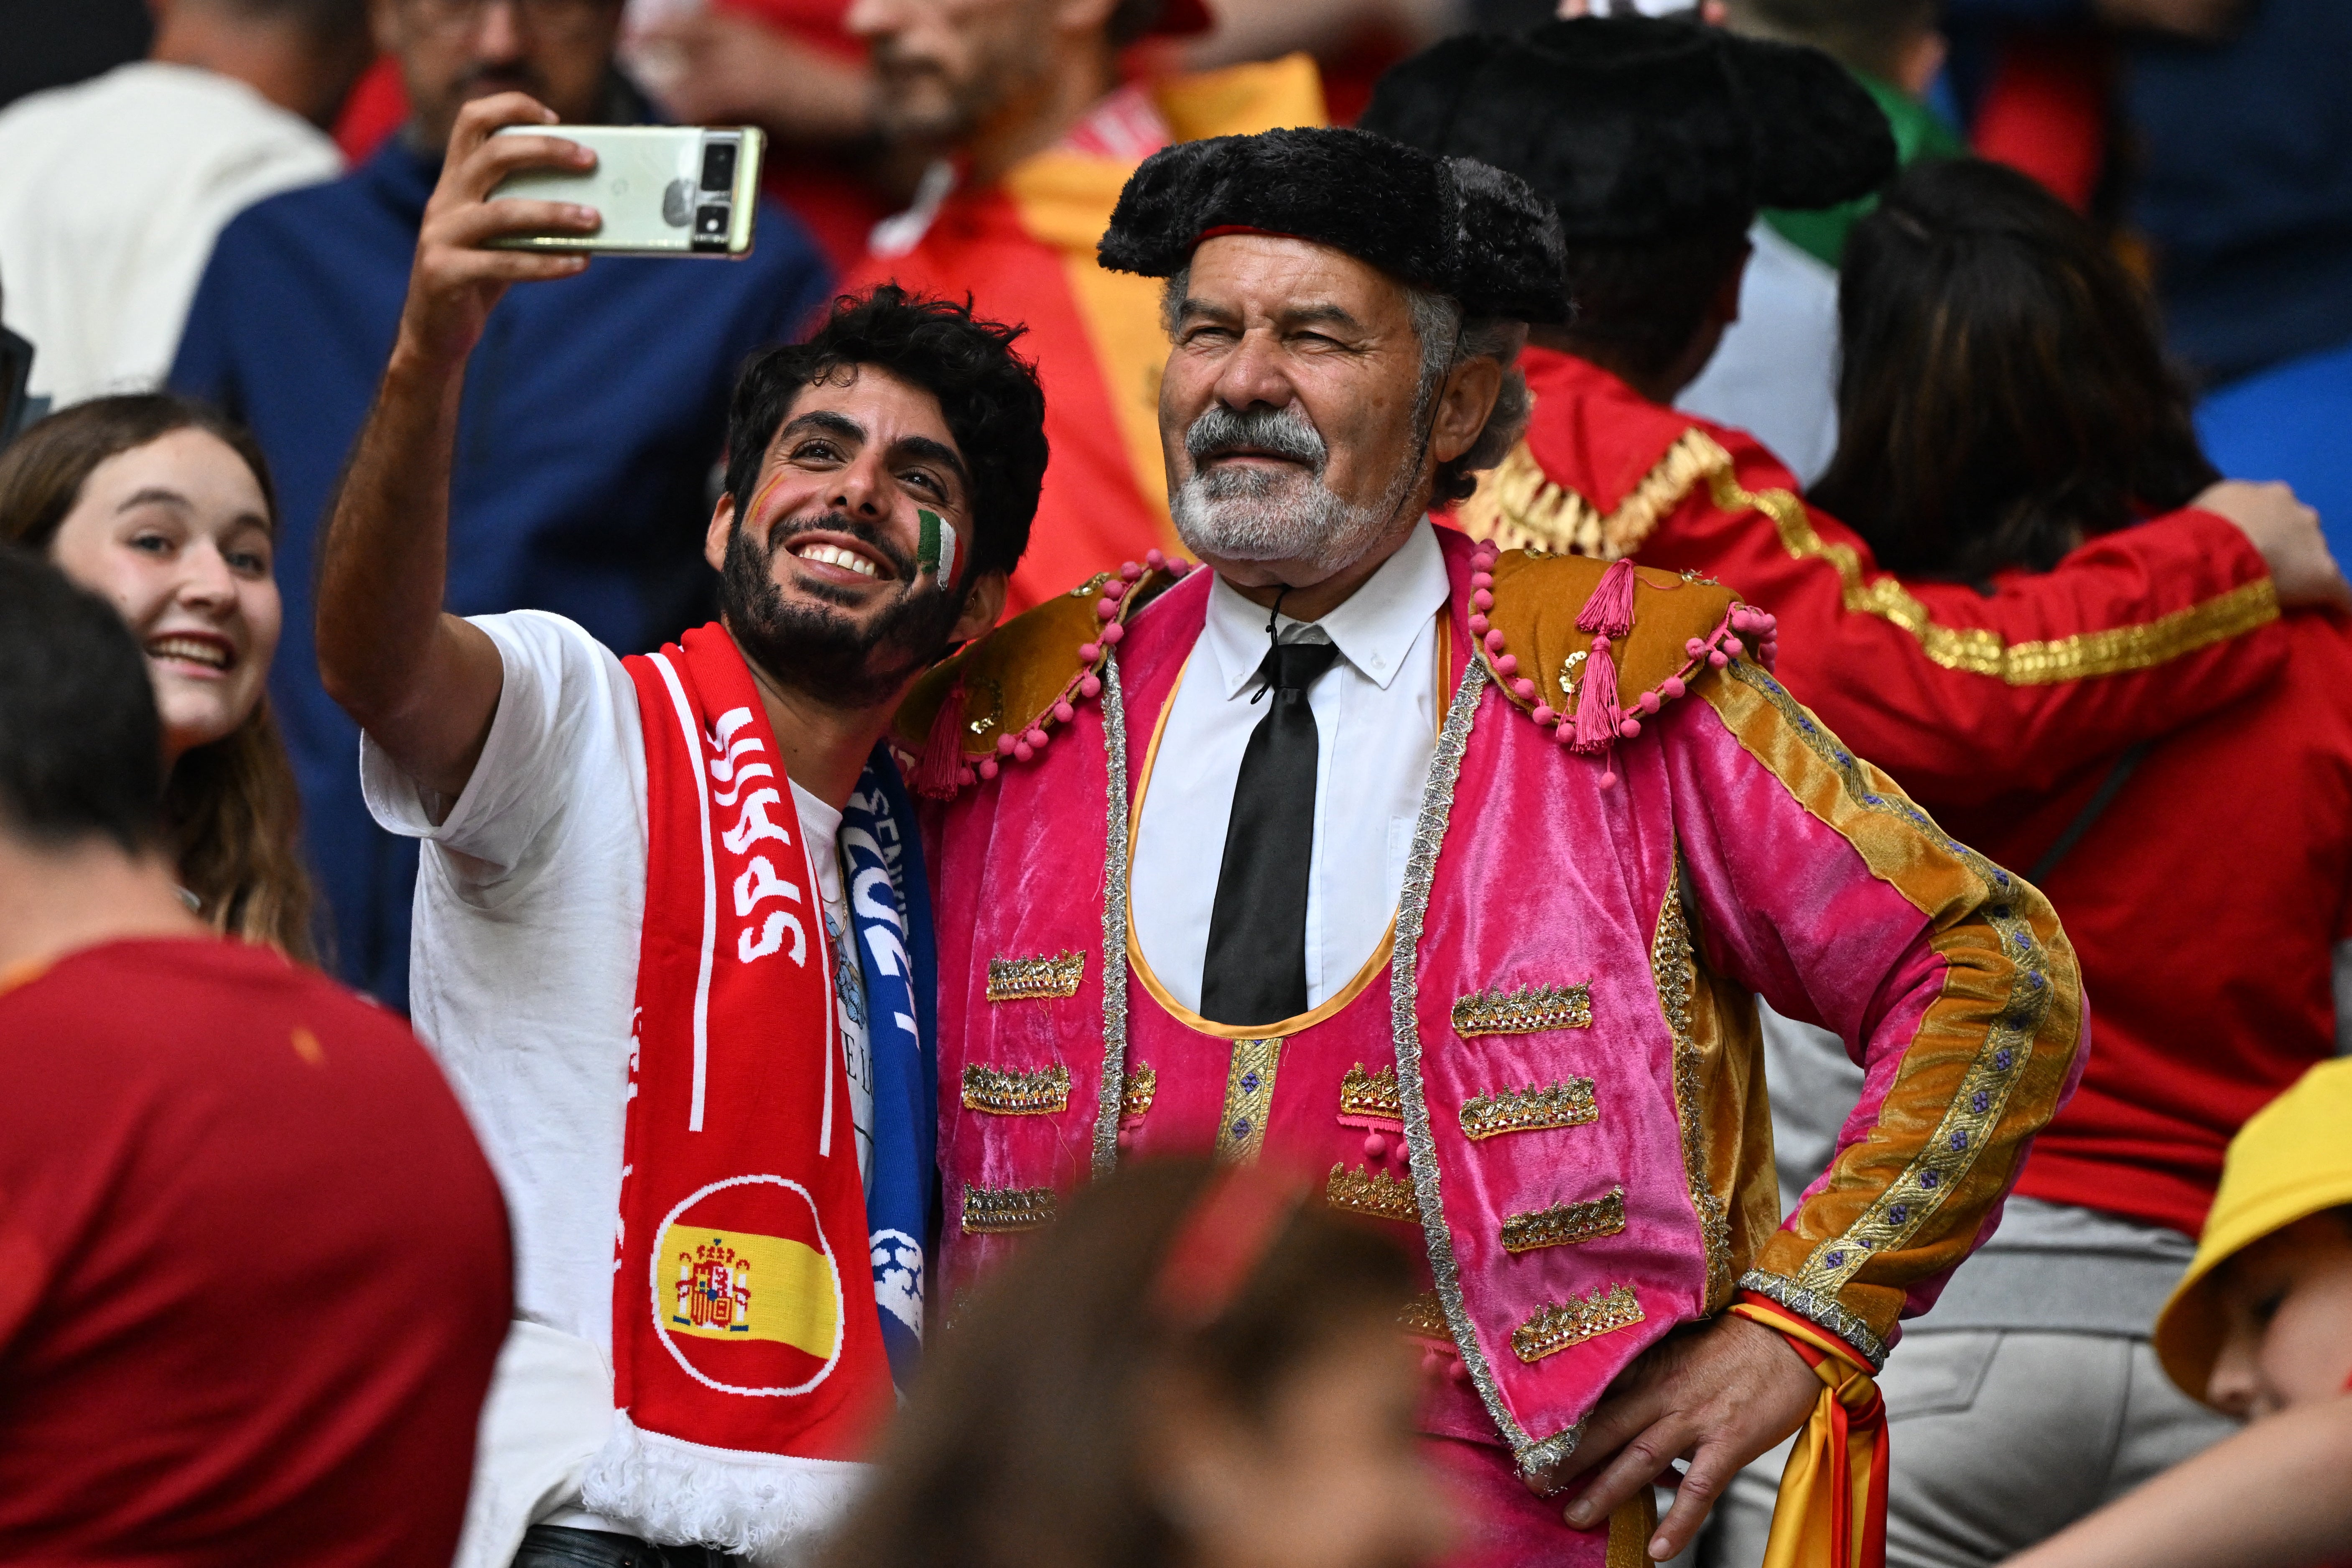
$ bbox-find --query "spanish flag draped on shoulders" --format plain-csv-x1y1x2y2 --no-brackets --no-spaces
1470,347,2286,804
845,54,1327,614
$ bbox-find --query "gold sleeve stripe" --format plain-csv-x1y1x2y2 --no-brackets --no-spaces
1460,434,2280,686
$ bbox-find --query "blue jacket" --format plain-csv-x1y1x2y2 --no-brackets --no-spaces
171,134,833,1006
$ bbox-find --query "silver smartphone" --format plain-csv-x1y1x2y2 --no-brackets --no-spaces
485,125,764,258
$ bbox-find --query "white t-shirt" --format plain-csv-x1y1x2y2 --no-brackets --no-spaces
0,62,341,407
361,610,869,1559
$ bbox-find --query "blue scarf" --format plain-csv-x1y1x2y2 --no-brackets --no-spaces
840,750,939,1390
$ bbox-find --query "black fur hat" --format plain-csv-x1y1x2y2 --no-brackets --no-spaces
1097,126,1570,324
1359,18,1898,244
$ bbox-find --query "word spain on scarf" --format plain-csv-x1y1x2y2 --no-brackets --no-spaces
583,624,903,1558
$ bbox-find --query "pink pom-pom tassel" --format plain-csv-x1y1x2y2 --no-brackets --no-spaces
913,682,968,799
1571,637,1622,753
1575,557,1638,639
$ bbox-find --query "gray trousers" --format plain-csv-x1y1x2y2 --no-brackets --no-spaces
1696,1330,2236,1568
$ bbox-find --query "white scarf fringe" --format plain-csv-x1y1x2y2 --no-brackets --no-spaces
579,1412,870,1565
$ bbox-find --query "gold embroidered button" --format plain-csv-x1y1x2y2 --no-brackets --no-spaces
960,1183,1056,1234
1340,1062,1403,1121
985,950,1085,1002
1120,1063,1157,1122
1511,1284,1644,1362
1325,1163,1420,1225
1452,984,1593,1036
1500,1186,1627,1254
1459,1078,1598,1140
960,1063,1071,1115
1399,1290,1456,1345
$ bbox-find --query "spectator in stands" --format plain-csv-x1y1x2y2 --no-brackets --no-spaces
821,1160,1452,1568
170,0,833,1006
2005,1059,2352,1568
0,0,366,415
1677,0,1961,482
0,395,314,959
1708,156,2352,1568
841,0,1326,612
0,547,510,1566
1366,18,2339,815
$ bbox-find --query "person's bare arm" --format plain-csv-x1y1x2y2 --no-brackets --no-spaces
316,93,599,802
2004,1397,2352,1568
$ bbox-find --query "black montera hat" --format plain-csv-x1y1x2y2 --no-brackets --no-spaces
1097,126,1571,324
1359,18,1897,245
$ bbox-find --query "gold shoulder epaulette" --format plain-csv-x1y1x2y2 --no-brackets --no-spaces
1468,537,1779,765
891,553,1196,797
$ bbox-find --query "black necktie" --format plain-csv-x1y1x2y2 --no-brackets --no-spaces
1200,637,1343,1026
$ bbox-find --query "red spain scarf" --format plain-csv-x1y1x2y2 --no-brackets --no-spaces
591,625,890,1538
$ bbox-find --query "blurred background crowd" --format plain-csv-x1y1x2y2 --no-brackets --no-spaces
5,0,2347,1005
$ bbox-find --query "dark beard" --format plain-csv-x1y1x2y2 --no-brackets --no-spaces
718,510,969,712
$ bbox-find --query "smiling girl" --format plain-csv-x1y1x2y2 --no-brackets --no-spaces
0,395,313,959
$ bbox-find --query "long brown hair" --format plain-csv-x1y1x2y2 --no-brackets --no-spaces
821,1160,1415,1568
0,395,316,961
1811,158,2218,581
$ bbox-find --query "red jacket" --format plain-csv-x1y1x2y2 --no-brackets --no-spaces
1470,349,2288,806
1938,606,2352,1234
1482,348,2341,1235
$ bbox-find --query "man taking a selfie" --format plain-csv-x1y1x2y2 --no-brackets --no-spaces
314,92,1044,1568
172,0,833,1011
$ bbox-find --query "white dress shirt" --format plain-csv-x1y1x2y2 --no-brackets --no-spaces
1131,520,1449,1016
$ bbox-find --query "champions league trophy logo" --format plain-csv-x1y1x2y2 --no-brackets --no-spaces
871,1229,925,1341
675,1238,754,1333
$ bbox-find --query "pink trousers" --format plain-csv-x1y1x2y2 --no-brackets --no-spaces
1422,1434,1644,1568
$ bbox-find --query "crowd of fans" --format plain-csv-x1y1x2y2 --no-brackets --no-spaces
2,1,2348,1566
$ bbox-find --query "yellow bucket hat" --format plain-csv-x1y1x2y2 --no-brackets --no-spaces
2152,1058,2352,1405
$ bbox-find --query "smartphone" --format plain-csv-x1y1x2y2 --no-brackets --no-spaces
485,125,764,258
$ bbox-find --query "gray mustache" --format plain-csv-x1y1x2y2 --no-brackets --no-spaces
1184,404,1326,468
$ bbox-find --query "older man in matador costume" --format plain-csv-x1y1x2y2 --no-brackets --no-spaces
889,126,2084,1567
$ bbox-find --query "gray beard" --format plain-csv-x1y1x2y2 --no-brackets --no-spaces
1169,460,1416,579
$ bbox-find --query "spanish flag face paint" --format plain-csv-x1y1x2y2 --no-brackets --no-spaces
916,507,956,587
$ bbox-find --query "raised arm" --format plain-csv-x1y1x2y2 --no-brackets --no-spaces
1687,437,2337,805
315,94,599,801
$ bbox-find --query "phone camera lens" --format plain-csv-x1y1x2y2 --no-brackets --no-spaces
695,204,730,237
699,142,737,191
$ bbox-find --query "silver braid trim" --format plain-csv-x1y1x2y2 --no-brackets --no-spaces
1091,654,1132,1179
1736,1270,1891,1370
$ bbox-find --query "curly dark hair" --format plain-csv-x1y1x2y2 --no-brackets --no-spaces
723,286,1048,582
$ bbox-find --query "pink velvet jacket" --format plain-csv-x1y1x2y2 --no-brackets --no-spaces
907,525,2084,1478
